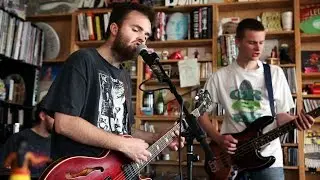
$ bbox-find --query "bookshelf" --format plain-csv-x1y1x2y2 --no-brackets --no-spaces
0,7,45,144
24,0,320,179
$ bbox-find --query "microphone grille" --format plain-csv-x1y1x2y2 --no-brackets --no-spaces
136,44,147,54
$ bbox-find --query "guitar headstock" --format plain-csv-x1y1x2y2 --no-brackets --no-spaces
191,89,212,118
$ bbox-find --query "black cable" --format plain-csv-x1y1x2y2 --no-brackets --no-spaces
138,77,170,93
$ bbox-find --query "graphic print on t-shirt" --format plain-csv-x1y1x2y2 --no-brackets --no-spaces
97,72,128,135
230,80,262,126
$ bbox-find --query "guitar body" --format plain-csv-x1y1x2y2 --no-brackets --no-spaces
205,116,276,180
40,150,141,180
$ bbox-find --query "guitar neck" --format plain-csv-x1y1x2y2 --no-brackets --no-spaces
252,107,320,148
126,123,181,174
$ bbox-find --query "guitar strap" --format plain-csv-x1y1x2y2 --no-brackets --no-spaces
263,63,275,117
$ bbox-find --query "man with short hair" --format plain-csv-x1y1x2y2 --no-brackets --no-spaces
199,18,314,180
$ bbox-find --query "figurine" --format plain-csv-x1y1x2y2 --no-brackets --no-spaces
4,139,51,180
162,50,169,60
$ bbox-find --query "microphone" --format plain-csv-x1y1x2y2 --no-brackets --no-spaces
137,44,165,82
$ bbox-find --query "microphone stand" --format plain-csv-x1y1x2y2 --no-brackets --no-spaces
150,56,214,180
183,130,200,180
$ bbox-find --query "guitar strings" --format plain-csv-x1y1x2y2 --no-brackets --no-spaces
113,123,181,180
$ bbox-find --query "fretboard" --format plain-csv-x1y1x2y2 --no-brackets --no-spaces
124,123,181,176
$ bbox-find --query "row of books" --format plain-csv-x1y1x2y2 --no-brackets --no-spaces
217,34,238,67
282,67,297,94
0,105,25,144
190,7,213,40
153,7,212,41
283,147,298,166
303,99,320,113
199,62,212,79
280,129,298,144
77,11,110,41
77,6,213,42
0,8,44,66
0,105,24,126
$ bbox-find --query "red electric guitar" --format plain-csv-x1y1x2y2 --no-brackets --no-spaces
40,89,212,180
204,107,320,180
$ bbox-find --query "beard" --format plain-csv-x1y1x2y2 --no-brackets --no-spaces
111,32,137,62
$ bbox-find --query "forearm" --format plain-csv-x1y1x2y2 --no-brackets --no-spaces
54,112,126,152
276,112,294,127
131,127,159,144
198,112,221,142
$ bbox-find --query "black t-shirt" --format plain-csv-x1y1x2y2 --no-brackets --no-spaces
42,48,135,160
0,129,51,178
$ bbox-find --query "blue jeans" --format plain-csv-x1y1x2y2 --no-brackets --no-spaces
235,167,284,180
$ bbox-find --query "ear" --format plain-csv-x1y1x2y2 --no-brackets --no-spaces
39,111,46,121
235,38,240,48
109,22,119,36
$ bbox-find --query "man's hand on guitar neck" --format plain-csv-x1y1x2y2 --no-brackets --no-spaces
118,137,152,163
276,109,315,131
156,130,186,151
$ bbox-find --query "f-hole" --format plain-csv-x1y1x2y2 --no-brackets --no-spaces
65,167,104,179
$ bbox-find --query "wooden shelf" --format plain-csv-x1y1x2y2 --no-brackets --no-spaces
153,4,211,12
147,39,212,48
302,94,320,99
221,31,293,39
300,0,320,5
75,4,210,14
135,115,179,121
0,54,40,69
26,13,72,21
76,8,112,14
192,138,211,145
159,59,212,63
279,64,296,68
266,31,294,39
75,39,213,48
150,160,204,167
218,0,291,11
75,40,105,48
282,143,298,147
302,73,320,79
0,100,34,109
144,78,206,85
301,33,320,42
42,55,69,63
284,166,299,170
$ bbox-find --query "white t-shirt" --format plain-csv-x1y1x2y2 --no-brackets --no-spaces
204,60,295,168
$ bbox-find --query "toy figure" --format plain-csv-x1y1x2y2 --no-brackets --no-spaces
4,139,51,180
